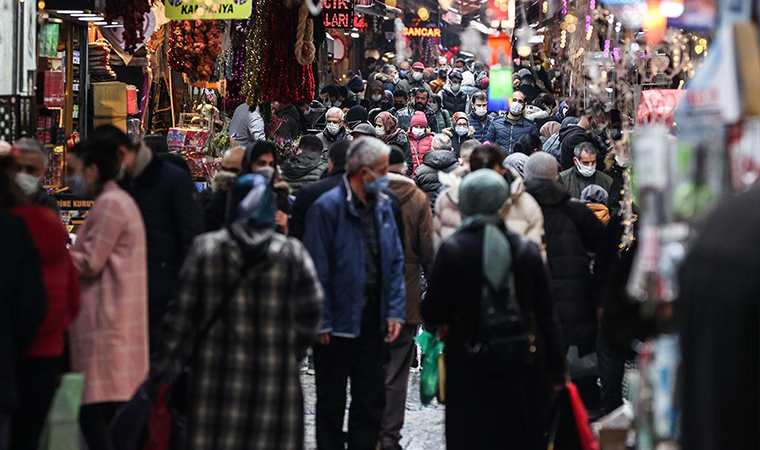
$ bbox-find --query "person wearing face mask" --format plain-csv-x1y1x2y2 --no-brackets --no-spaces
320,85,340,109
373,64,399,93
558,105,606,171
394,89,438,134
429,69,447,94
440,70,469,117
396,62,433,97
317,107,352,155
239,141,292,236
11,139,58,212
558,142,613,202
406,112,433,177
375,111,410,159
303,138,406,450
429,95,453,133
389,89,409,116
413,134,460,208
468,91,493,143
362,82,392,112
66,139,149,450
485,90,539,154
442,112,474,156
200,145,246,210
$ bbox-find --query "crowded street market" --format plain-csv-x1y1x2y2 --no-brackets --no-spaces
1,0,759,448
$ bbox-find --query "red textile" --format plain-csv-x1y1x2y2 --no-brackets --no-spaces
567,382,600,450
409,135,434,175
11,206,80,358
260,0,315,104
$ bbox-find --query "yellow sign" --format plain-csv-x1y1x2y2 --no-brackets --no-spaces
165,0,252,20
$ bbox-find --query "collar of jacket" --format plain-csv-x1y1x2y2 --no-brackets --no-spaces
342,174,389,218
503,115,530,126
127,148,162,187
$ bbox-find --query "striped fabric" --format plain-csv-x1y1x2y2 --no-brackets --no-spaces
69,181,149,405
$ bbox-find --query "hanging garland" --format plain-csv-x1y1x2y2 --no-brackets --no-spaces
168,20,222,81
241,0,270,106
105,0,151,54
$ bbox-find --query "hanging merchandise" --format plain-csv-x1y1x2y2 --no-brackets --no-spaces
259,0,315,105
241,0,270,106
168,20,223,82
105,0,153,54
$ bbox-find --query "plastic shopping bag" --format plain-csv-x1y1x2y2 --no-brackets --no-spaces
547,382,599,450
415,330,445,405
37,373,85,450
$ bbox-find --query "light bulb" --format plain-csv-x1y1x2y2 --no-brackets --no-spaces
517,45,532,57
659,0,684,18
643,1,667,45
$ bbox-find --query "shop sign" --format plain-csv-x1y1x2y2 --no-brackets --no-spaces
403,27,442,38
165,0,253,20
323,0,355,28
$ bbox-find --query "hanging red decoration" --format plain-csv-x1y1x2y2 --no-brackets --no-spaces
168,20,223,81
260,0,315,104
105,0,152,54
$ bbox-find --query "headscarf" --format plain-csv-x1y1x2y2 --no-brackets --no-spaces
540,121,561,138
227,174,277,228
456,169,513,291
375,111,401,142
452,112,469,125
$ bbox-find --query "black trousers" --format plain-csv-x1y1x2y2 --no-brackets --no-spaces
80,402,123,450
597,333,626,414
314,333,386,450
11,357,62,450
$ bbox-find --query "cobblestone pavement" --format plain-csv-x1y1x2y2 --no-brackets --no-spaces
302,370,446,449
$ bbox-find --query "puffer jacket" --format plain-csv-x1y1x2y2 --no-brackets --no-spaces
406,134,434,176
443,126,475,156
433,171,464,247
280,151,328,193
485,115,539,154
413,150,460,208
396,105,439,134
502,167,546,259
440,85,469,116
525,178,605,353
469,112,493,143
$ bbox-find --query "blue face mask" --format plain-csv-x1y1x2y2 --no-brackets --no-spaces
366,169,389,194
67,174,89,197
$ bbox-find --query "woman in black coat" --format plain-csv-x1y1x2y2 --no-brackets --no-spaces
422,169,566,449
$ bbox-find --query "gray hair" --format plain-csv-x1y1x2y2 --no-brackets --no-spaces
326,107,344,121
459,139,479,164
574,142,598,159
13,138,49,168
431,133,453,151
382,64,397,75
346,137,391,175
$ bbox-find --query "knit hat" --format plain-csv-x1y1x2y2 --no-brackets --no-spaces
412,62,425,70
504,152,529,177
524,152,558,182
540,121,561,138
410,111,429,129
452,112,469,125
581,184,609,204
389,146,405,165
346,105,368,127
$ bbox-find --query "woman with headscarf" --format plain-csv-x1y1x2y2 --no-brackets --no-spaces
153,174,324,450
422,169,565,449
374,111,410,160
442,112,475,156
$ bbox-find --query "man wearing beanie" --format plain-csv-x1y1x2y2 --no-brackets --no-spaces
346,105,369,131
524,152,605,406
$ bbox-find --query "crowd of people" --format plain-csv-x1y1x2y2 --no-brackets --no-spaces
0,57,660,450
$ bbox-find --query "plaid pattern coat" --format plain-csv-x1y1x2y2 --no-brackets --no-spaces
154,225,323,450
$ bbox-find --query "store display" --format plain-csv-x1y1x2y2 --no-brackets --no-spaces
168,20,223,81
0,96,35,143
89,41,117,82
104,0,152,54
42,71,65,107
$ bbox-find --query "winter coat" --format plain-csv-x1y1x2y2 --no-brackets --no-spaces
524,106,558,130
586,203,610,225
422,226,566,449
429,78,446,94
486,116,539,154
69,181,149,405
432,108,453,134
273,105,302,140
503,168,546,259
387,173,435,325
604,163,626,213
154,226,323,450
406,134,434,176
122,152,204,348
203,171,238,232
413,150,460,208
12,206,79,358
525,179,605,353
679,187,760,450
395,105,439,133
396,78,433,96
290,171,345,241
469,112,494,143
542,131,562,160
374,72,397,93
316,129,351,156
558,167,614,201
303,177,406,338
440,86,469,116
385,130,410,157
280,152,328,194
229,103,266,146
559,125,601,171
0,210,46,410
443,126,475,156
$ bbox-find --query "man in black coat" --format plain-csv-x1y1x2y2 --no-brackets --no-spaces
0,210,47,445
558,108,606,171
679,187,760,450
524,152,605,354
413,134,460,208
96,126,204,350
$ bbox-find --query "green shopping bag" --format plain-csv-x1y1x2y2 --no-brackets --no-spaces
415,331,445,405
37,373,85,450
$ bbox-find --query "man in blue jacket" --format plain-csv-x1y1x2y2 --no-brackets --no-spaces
304,137,406,450
485,90,539,153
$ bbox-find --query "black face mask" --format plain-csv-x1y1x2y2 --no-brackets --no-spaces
414,102,426,111
394,102,406,108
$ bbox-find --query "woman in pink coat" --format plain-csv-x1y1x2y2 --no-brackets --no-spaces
406,111,434,177
67,128,149,450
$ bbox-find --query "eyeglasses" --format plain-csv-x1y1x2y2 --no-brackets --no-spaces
511,98,525,104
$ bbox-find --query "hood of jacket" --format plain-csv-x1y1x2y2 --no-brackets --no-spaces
278,104,301,125
461,71,476,87
388,172,419,204
442,84,468,97
228,223,278,262
524,105,550,122
559,124,587,144
423,149,459,170
282,152,325,179
375,72,394,84
525,178,570,207
212,170,240,193
506,166,526,200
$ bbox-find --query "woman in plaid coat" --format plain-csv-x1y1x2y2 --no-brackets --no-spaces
154,174,324,450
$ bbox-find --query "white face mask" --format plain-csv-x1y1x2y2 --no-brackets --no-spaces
375,125,386,136
15,172,40,196
474,106,488,117
509,101,524,116
324,100,332,108
253,166,275,182
575,159,596,178
372,94,382,102
411,127,425,137
393,74,400,83
615,154,630,168
412,72,423,81
451,83,461,92
326,123,340,135
455,126,469,136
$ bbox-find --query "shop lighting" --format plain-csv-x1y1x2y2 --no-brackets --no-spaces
93,21,108,25
56,10,84,14
48,18,63,23
102,24,123,28
70,13,97,17
659,0,683,18
78,16,103,21
350,32,360,38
